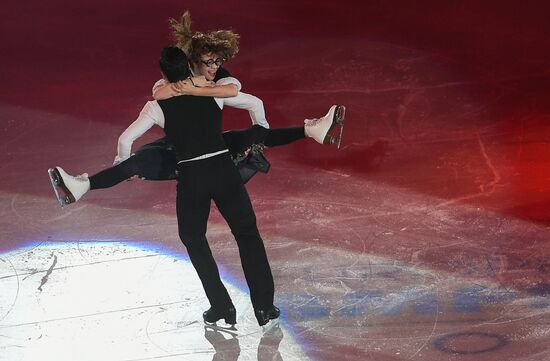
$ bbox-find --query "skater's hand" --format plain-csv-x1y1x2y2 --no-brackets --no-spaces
190,76,214,88
172,80,196,95
173,77,215,95
126,175,140,182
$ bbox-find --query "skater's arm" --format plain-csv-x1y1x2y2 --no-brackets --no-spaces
114,101,165,163
152,66,237,99
154,82,238,99
189,76,241,97
153,77,241,100
152,78,189,100
223,91,270,129
151,79,167,95
174,80,238,98
153,82,181,100
152,78,193,100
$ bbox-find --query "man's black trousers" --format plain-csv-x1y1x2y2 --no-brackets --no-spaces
176,152,274,312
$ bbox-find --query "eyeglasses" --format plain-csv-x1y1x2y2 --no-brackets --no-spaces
200,58,224,68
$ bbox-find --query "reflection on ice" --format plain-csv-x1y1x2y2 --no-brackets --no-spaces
0,242,308,361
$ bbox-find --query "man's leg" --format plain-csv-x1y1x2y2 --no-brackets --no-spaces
176,162,235,323
211,154,277,325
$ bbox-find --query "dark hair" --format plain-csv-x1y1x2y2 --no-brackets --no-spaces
159,46,190,82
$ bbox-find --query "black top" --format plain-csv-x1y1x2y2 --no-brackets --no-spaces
214,67,231,81
159,96,226,161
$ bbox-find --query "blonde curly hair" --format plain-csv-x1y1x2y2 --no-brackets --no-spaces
169,11,239,65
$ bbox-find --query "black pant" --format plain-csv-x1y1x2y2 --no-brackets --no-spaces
89,125,304,190
223,125,304,154
176,152,274,311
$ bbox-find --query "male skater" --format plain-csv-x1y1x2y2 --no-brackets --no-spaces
54,46,283,326
157,46,279,326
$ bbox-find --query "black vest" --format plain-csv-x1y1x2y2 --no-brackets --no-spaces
158,96,226,161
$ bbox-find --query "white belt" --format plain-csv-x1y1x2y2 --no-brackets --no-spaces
177,149,229,164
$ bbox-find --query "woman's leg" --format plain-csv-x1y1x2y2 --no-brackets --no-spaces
263,126,305,147
222,125,305,155
89,156,139,190
89,139,178,189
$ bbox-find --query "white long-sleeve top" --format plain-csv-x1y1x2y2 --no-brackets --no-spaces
115,77,269,163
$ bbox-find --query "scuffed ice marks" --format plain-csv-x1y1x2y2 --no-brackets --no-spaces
38,253,57,292
271,241,550,359
0,242,311,361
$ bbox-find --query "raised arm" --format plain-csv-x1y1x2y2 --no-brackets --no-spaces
114,101,165,164
152,76,240,100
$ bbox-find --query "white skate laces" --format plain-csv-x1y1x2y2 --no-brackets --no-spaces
304,117,323,127
304,105,346,148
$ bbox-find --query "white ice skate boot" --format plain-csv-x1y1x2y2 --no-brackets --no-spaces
304,105,346,148
47,166,90,208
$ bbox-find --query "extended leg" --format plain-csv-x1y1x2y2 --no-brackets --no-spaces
222,125,305,155
263,126,305,147
49,141,176,207
89,156,140,190
78,138,177,190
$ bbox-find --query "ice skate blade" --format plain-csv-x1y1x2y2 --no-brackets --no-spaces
49,167,77,207
328,134,343,149
324,127,344,147
322,105,346,149
334,105,345,149
204,322,238,335
48,168,65,208
335,105,346,125
261,318,279,333
336,123,344,149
